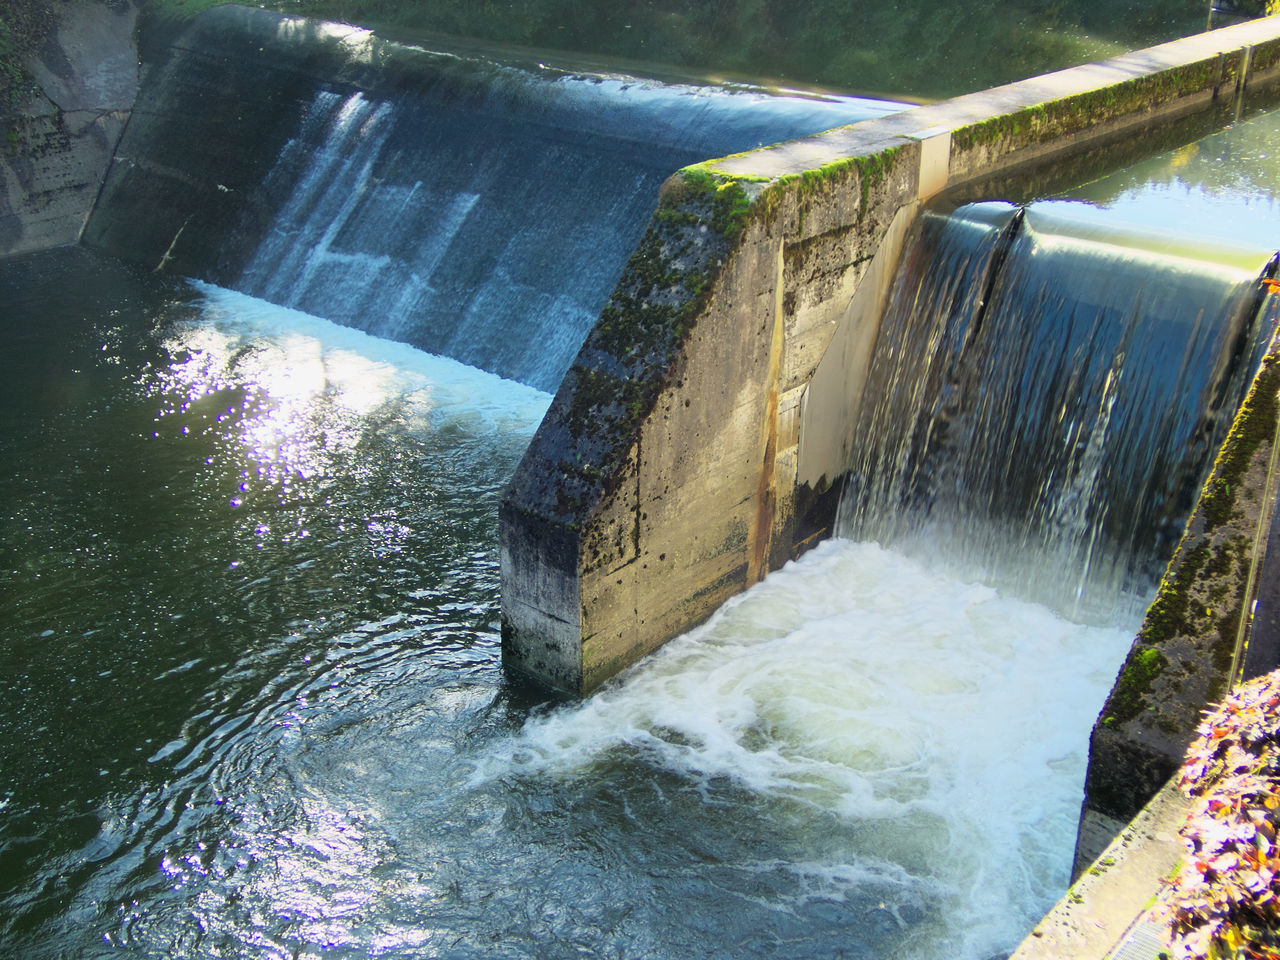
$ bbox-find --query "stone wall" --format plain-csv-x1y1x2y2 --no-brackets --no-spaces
501,15,1280,696
1,0,140,257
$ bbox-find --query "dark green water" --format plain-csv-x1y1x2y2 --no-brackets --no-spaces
0,248,545,956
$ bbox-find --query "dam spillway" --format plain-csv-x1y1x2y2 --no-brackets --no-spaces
3,5,1280,960
838,200,1273,621
83,5,901,392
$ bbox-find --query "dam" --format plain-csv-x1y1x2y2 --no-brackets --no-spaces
2,4,1280,958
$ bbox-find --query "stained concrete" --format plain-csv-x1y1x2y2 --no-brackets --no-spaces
0,0,141,257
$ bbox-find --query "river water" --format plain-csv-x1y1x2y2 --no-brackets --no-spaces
1,107,1277,960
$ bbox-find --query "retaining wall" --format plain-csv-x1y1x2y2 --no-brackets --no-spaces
500,16,1280,697
0,0,141,257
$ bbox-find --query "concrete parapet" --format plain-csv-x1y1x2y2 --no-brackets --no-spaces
501,15,1280,695
501,154,921,694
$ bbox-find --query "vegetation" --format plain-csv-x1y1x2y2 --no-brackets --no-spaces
1162,669,1280,959
0,0,57,113
138,0,1209,100
1226,0,1280,15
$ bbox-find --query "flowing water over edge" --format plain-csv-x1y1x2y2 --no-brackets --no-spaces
231,67,902,391
838,199,1274,624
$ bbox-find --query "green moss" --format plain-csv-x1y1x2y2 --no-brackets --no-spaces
1104,644,1170,727
678,166,717,200
1200,356,1280,530
557,164,748,481
709,179,751,240
1100,541,1213,726
1253,35,1280,74
0,4,49,113
952,57,1234,156
756,144,904,231
1139,542,1209,645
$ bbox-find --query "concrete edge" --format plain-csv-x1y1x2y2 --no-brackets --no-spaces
1012,778,1189,960
707,14,1280,188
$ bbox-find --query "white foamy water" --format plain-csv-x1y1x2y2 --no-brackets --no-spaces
482,539,1137,959
181,282,553,433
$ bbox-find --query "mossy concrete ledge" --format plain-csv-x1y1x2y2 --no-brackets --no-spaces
500,16,1280,695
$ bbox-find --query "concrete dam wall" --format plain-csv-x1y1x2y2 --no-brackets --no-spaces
5,2,1280,908
502,16,1280,697
76,5,897,392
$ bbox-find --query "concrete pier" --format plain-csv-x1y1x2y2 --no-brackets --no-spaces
0,0,141,256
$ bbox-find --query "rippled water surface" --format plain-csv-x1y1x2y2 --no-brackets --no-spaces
0,249,549,956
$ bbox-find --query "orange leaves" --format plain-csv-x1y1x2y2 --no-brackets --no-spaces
1161,668,1280,960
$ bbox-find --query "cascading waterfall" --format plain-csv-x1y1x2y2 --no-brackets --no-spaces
234,66,900,390
838,200,1276,622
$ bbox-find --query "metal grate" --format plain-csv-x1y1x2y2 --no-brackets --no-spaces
1106,918,1170,960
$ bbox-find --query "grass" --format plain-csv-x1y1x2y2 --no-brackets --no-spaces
136,0,1209,100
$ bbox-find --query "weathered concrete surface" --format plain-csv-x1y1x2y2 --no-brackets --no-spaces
501,15,1280,696
1076,313,1280,876
501,153,923,695
0,0,141,257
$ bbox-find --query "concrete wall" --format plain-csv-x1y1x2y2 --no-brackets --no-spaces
0,0,141,257
501,15,1280,696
